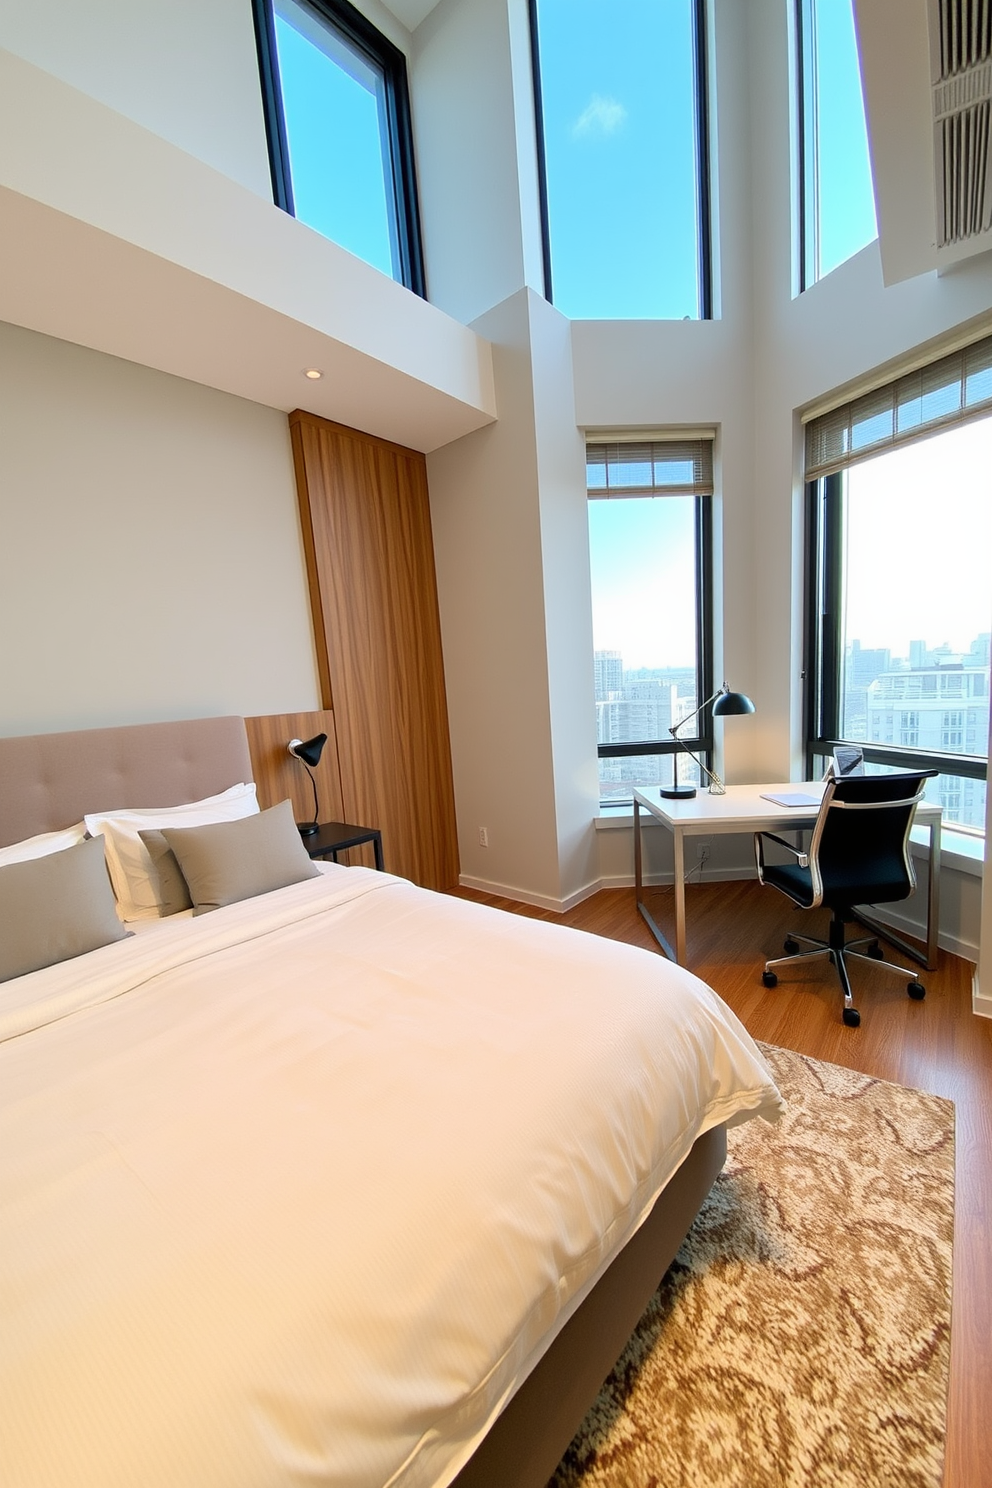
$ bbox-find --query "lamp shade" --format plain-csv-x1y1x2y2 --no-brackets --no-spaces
288,733,327,767
712,689,755,717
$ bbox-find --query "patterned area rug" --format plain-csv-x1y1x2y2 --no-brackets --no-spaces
548,1043,955,1488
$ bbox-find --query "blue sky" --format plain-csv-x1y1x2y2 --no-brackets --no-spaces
535,0,701,320
274,1,396,278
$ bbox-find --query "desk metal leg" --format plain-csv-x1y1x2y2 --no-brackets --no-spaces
673,827,687,965
372,832,384,871
634,798,677,961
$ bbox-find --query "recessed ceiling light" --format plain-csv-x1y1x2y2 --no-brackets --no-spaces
303,368,323,380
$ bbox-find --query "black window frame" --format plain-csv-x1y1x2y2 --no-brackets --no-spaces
803,470,989,793
252,0,426,298
594,492,715,794
795,0,814,292
528,0,713,319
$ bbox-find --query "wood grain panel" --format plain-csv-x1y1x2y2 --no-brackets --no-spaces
244,710,344,826
289,412,459,890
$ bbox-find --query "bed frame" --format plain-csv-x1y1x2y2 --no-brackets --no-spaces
0,714,726,1488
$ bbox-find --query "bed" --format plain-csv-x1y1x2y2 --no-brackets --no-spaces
0,715,783,1488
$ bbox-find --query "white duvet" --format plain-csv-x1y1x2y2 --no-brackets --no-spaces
0,868,782,1488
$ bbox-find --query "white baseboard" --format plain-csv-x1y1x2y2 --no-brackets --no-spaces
972,967,992,1019
865,902,978,964
457,873,601,914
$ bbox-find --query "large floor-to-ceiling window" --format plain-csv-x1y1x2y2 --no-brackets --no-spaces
530,0,711,318
588,438,714,804
804,338,992,840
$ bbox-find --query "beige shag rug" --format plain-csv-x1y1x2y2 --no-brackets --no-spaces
548,1043,955,1488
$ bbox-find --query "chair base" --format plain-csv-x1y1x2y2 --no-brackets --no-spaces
762,915,926,1027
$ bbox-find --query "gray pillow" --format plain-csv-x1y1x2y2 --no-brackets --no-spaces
161,798,320,915
136,830,194,916
0,835,128,983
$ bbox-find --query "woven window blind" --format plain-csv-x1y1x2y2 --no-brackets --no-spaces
586,439,713,498
805,333,992,480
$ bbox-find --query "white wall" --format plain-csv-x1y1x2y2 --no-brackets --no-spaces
412,0,542,324
0,322,320,736
0,0,272,197
428,291,561,903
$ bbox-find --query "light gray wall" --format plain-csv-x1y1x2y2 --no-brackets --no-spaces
0,323,320,736
0,0,272,197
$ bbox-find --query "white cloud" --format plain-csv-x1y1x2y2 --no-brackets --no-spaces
572,94,627,139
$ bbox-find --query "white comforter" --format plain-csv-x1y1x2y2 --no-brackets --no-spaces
0,868,782,1488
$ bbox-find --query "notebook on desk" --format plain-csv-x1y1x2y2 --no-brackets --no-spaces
760,791,821,808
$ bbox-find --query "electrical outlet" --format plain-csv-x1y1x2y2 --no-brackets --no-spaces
479,826,489,848
695,837,712,860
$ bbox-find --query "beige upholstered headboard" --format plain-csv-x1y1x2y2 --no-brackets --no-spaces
0,717,254,848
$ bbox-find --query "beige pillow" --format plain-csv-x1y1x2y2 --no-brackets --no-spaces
85,783,259,921
161,799,320,915
136,830,194,916
0,836,128,983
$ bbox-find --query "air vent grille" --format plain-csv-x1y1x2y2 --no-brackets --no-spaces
931,0,992,243
934,0,992,75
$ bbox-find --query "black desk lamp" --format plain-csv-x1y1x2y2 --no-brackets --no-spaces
287,733,327,835
660,684,755,800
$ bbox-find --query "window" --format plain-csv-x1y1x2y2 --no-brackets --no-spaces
804,338,992,836
253,0,424,294
797,0,877,286
588,438,714,805
530,0,711,319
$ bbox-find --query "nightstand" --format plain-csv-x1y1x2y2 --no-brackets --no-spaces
303,821,384,871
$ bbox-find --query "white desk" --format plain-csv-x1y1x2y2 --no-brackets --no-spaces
632,782,942,970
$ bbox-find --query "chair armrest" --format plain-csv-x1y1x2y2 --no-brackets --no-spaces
753,830,809,882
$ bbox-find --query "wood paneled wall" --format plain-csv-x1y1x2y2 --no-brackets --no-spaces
289,411,459,890
245,710,343,819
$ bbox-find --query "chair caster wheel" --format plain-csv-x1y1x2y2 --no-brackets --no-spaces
842,1007,861,1027
783,937,800,955
908,981,926,1000
762,970,778,988
866,941,884,960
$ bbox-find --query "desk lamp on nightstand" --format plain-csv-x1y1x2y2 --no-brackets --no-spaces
660,684,755,799
287,733,328,836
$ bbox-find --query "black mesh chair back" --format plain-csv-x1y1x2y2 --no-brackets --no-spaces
754,770,937,1026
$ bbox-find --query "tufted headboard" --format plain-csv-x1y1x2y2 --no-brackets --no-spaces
0,717,254,848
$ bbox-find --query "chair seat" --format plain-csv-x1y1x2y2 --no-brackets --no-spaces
761,857,913,911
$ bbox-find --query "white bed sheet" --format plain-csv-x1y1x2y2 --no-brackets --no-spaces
0,868,782,1488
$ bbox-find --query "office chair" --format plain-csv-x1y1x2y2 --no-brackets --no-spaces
753,770,938,1027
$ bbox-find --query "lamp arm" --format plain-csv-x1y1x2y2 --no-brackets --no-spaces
303,760,320,826
670,687,723,742
669,737,726,795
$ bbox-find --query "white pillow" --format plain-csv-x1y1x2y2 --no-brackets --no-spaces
0,823,88,867
85,783,259,921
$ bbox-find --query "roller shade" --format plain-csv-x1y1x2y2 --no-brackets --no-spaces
805,333,992,480
586,439,713,498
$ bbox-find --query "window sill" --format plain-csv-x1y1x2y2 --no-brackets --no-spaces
595,809,985,877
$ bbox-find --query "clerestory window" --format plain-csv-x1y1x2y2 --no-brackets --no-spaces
796,0,877,287
253,0,424,294
530,0,711,319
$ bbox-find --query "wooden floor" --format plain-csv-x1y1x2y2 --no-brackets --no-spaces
455,878,992,1488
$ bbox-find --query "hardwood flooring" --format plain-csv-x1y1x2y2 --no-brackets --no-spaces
454,878,992,1488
